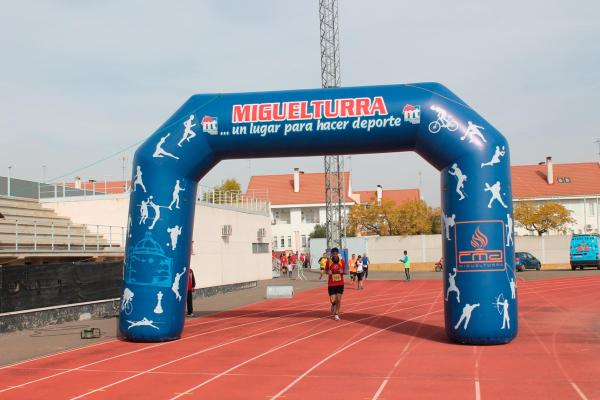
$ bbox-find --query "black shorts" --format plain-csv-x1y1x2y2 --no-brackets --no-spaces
328,285,345,296
356,272,364,281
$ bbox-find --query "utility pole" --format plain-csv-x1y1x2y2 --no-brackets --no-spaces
319,0,345,252
595,138,600,162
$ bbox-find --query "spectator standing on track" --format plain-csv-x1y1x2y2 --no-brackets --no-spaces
280,253,288,277
349,253,357,285
318,252,328,280
400,250,411,282
186,267,196,317
356,255,365,290
326,247,346,320
288,254,295,278
362,253,370,280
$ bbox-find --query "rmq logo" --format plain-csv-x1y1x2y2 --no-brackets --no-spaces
455,221,505,272
201,116,218,135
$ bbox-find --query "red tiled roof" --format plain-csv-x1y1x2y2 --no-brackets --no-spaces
354,189,421,205
247,172,353,205
511,162,600,199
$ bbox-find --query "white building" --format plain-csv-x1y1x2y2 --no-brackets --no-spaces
512,157,600,235
247,168,420,254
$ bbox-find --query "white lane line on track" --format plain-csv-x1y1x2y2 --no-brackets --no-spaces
267,309,443,400
570,383,589,400
69,285,425,399
475,380,481,400
167,290,437,400
369,293,442,400
0,288,409,393
372,379,388,400
516,284,600,400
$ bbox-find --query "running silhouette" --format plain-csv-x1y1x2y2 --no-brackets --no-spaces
484,181,508,208
177,115,197,147
454,303,480,330
153,133,179,160
448,163,467,200
168,180,185,210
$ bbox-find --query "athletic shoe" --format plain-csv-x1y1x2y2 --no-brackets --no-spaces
334,314,340,321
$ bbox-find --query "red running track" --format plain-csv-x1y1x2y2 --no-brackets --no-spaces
1,276,599,400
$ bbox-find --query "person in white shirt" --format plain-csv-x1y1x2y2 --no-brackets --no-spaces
356,255,365,290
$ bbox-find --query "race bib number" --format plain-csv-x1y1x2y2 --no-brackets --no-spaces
332,274,341,282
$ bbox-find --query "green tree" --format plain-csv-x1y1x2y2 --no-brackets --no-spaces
215,178,241,193
514,202,575,236
309,224,327,239
348,199,436,236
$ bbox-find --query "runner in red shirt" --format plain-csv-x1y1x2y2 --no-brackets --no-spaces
325,247,346,320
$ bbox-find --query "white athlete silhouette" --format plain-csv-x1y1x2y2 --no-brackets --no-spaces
168,180,185,210
126,317,159,330
484,181,508,208
448,163,467,200
167,225,182,250
177,115,197,147
147,196,162,230
153,133,179,160
429,105,458,133
133,165,147,193
442,213,456,241
481,146,506,168
510,278,516,300
139,199,149,225
172,267,186,301
446,267,461,303
454,303,480,330
461,121,487,143
506,213,514,247
128,216,133,238
121,287,134,314
154,291,164,314
495,297,510,329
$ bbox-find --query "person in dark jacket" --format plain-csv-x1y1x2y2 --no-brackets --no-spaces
186,267,196,317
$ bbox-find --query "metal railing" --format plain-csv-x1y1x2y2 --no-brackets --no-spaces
38,181,130,200
0,219,125,253
197,186,270,214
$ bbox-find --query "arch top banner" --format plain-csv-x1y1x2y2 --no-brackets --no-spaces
122,83,517,345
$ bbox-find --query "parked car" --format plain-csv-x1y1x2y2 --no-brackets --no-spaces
515,252,541,272
570,234,600,270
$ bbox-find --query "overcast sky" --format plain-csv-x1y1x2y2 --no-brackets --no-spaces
1,0,599,205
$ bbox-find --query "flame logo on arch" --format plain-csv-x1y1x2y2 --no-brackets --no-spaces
470,226,489,250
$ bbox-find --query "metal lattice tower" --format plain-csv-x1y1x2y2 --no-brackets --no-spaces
319,0,345,251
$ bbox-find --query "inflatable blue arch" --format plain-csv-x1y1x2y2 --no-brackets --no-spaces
120,83,518,345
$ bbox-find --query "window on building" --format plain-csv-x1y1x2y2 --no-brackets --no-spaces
280,237,285,248
301,235,307,248
301,208,320,224
252,243,269,253
287,236,292,247
273,236,278,249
